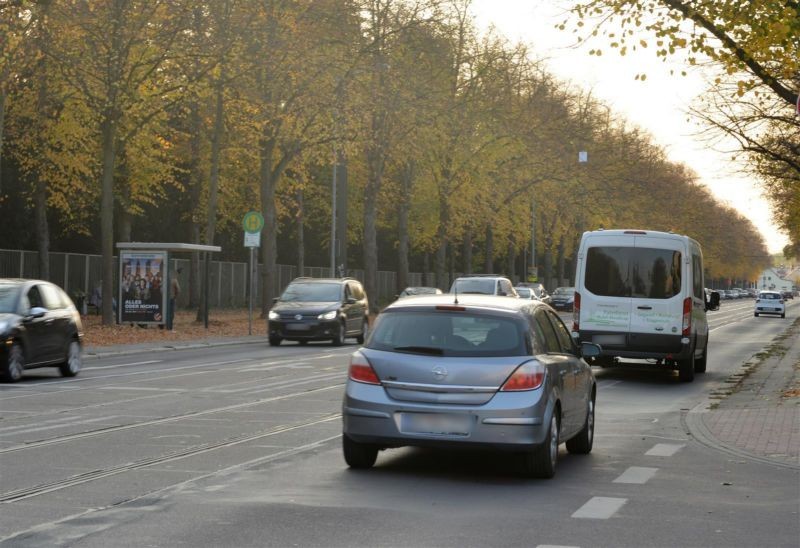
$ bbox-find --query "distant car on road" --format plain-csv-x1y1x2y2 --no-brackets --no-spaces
516,284,552,305
396,287,442,299
268,278,369,346
341,294,600,478
782,290,794,300
755,291,785,318
449,275,518,297
550,287,575,311
0,279,84,382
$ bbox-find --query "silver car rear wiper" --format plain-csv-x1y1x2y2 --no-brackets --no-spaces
393,346,444,355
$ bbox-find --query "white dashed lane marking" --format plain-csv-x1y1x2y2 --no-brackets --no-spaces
571,497,627,519
645,443,685,457
613,466,658,484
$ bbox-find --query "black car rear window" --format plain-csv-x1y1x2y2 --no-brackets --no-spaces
367,310,530,357
586,246,681,299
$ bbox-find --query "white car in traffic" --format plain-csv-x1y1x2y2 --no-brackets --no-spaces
754,291,785,318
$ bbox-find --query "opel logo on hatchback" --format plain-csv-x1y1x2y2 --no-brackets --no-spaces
295,314,303,321
432,366,448,380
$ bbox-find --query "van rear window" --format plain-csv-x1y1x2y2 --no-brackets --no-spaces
586,247,682,299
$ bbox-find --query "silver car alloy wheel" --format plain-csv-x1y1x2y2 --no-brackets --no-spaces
67,341,82,374
587,399,594,445
549,414,559,465
8,343,24,381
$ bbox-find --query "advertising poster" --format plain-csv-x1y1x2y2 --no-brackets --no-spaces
119,251,167,324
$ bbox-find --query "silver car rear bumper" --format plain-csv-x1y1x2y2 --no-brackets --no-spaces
342,380,555,451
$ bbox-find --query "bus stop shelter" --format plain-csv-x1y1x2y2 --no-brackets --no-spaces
116,243,222,329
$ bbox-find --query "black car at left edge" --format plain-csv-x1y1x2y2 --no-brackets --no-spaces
0,279,84,382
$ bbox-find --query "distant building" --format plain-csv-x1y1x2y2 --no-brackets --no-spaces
757,268,793,292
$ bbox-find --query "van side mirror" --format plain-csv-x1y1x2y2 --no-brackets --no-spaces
580,342,602,358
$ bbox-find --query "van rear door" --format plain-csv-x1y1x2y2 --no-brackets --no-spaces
628,235,684,349
580,235,634,345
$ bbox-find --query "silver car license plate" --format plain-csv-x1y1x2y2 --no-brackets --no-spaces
399,413,472,436
286,323,310,331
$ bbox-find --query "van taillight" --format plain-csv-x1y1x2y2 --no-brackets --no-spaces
682,297,692,336
572,292,581,332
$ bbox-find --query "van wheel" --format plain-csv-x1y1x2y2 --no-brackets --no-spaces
754,312,759,317
269,336,282,346
678,353,695,382
694,342,708,374
781,313,785,319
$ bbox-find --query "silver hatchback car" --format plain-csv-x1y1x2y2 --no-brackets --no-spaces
342,295,600,478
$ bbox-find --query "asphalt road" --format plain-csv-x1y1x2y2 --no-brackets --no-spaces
0,299,797,547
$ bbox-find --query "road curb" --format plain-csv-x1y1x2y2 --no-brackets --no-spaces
684,318,800,472
83,337,267,360
683,405,799,471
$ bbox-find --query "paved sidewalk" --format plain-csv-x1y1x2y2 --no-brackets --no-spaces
84,335,267,359
687,319,800,470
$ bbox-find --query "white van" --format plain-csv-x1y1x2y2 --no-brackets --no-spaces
572,229,719,382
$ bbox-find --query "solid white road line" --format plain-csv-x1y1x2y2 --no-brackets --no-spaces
645,443,685,457
571,497,627,519
87,360,163,370
613,466,658,484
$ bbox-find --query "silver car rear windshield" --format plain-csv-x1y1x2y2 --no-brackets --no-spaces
367,310,530,357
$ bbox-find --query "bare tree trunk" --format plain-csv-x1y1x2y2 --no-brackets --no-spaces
0,90,5,195
364,138,385,312
423,252,430,286
100,114,116,324
205,66,225,247
557,235,566,287
507,239,515,283
259,135,278,317
543,248,553,292
484,225,494,273
435,238,447,290
397,202,409,294
35,179,49,280
118,210,132,242
296,187,304,274
463,229,472,275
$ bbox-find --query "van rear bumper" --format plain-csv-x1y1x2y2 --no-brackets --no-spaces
578,330,690,360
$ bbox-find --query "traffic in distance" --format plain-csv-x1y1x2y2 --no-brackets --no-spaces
3,229,794,477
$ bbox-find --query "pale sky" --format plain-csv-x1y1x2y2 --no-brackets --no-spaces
470,0,789,254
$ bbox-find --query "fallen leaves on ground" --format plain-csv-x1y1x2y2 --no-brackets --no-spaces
82,309,268,347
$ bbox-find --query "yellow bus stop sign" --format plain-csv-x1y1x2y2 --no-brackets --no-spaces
243,211,264,234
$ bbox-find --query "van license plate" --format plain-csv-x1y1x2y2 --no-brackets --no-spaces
399,413,471,436
593,334,625,345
